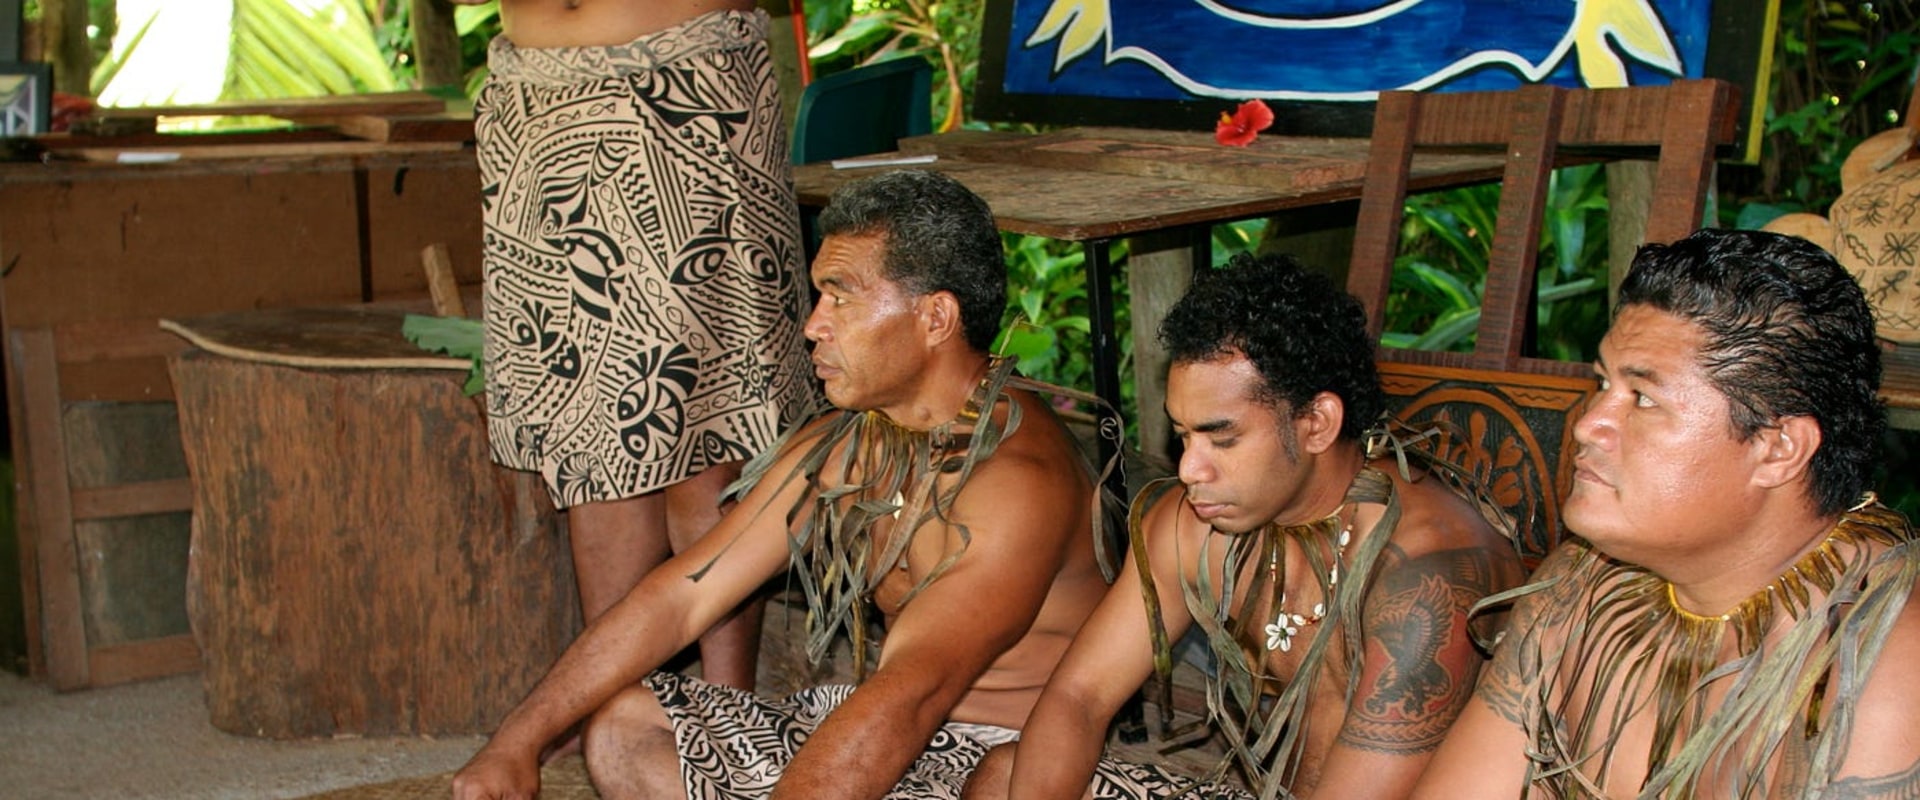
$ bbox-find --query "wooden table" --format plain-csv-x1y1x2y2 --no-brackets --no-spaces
794,127,1511,472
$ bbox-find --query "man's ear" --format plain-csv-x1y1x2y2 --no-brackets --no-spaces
919,291,963,348
1752,415,1822,490
1297,391,1347,455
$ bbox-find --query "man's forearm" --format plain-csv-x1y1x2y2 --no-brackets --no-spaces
1006,701,1109,800
771,670,960,800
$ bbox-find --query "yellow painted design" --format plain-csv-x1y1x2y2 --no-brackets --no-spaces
1026,0,1110,73
1571,0,1682,88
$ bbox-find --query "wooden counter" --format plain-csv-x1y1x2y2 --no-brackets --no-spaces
1,141,485,689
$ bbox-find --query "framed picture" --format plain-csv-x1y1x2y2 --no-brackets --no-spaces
0,61,50,136
976,0,1776,160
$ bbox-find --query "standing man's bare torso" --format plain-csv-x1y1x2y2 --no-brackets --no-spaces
495,0,756,49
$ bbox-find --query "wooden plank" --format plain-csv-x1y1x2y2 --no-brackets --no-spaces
70,479,195,521
898,128,1505,195
6,330,48,679
54,319,191,364
66,141,465,163
85,634,202,688
1473,85,1564,371
362,160,486,299
421,244,469,318
1347,91,1419,342
311,112,475,144
1407,81,1740,150
160,307,470,370
13,329,89,690
93,90,447,120
1127,231,1202,468
0,170,364,329
39,128,351,151
57,357,175,404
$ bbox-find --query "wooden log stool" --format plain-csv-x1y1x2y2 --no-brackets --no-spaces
163,305,580,738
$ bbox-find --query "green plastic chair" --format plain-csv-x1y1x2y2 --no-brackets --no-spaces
790,57,934,164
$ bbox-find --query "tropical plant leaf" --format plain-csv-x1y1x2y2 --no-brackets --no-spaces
402,314,485,396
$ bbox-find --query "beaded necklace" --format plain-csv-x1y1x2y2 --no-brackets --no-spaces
1262,504,1354,653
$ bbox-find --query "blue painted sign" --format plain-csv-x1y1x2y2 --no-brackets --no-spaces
1005,0,1711,101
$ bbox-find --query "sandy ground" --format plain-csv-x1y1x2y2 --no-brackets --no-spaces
0,669,484,799
0,590,1232,800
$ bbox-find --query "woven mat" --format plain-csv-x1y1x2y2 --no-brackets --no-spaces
295,755,598,800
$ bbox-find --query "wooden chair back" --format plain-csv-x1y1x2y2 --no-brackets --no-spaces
1348,80,1741,561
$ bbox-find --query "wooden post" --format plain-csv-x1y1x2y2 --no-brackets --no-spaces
39,0,88,94
1605,160,1655,306
408,0,464,90
1126,230,1205,472
1256,200,1361,288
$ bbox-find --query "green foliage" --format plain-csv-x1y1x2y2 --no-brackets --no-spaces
90,0,400,111
372,0,500,96
1381,164,1610,361
226,0,397,99
803,0,982,131
1723,0,1919,219
401,314,486,396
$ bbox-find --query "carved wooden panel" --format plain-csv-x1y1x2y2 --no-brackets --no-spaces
1380,362,1596,566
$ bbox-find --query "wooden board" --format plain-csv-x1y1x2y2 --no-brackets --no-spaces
900,128,1506,195
308,112,475,143
160,307,469,370
92,90,448,120
800,131,1506,241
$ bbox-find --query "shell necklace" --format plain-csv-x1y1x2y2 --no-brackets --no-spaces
1263,504,1353,652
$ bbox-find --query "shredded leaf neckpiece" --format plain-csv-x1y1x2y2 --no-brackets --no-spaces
1508,496,1920,799
697,356,1121,678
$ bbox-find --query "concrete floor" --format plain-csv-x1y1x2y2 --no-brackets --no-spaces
0,669,485,799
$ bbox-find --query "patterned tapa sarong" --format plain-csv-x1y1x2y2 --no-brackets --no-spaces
646,672,1251,799
646,672,1018,798
475,9,819,507
1090,761,1254,800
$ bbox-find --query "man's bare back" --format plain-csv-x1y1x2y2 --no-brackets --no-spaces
489,0,754,48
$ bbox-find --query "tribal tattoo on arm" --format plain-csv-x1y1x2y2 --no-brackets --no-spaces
1820,759,1920,800
1338,545,1506,754
1471,546,1584,729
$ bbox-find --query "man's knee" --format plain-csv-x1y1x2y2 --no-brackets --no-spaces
961,741,1017,800
582,684,677,781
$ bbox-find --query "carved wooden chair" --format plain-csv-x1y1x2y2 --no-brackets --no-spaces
1347,79,1742,563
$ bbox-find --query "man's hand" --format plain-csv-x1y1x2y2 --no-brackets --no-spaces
450,744,541,800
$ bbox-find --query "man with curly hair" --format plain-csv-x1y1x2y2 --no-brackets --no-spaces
966,252,1525,800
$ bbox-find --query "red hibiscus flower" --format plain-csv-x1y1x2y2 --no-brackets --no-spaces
1214,99,1274,147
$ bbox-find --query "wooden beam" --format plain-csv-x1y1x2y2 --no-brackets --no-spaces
14,328,88,690
41,0,90,94
408,0,465,90
87,635,202,688
70,479,194,521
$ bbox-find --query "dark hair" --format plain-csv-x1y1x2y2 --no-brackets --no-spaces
816,170,1006,352
1159,252,1385,441
1617,228,1884,516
